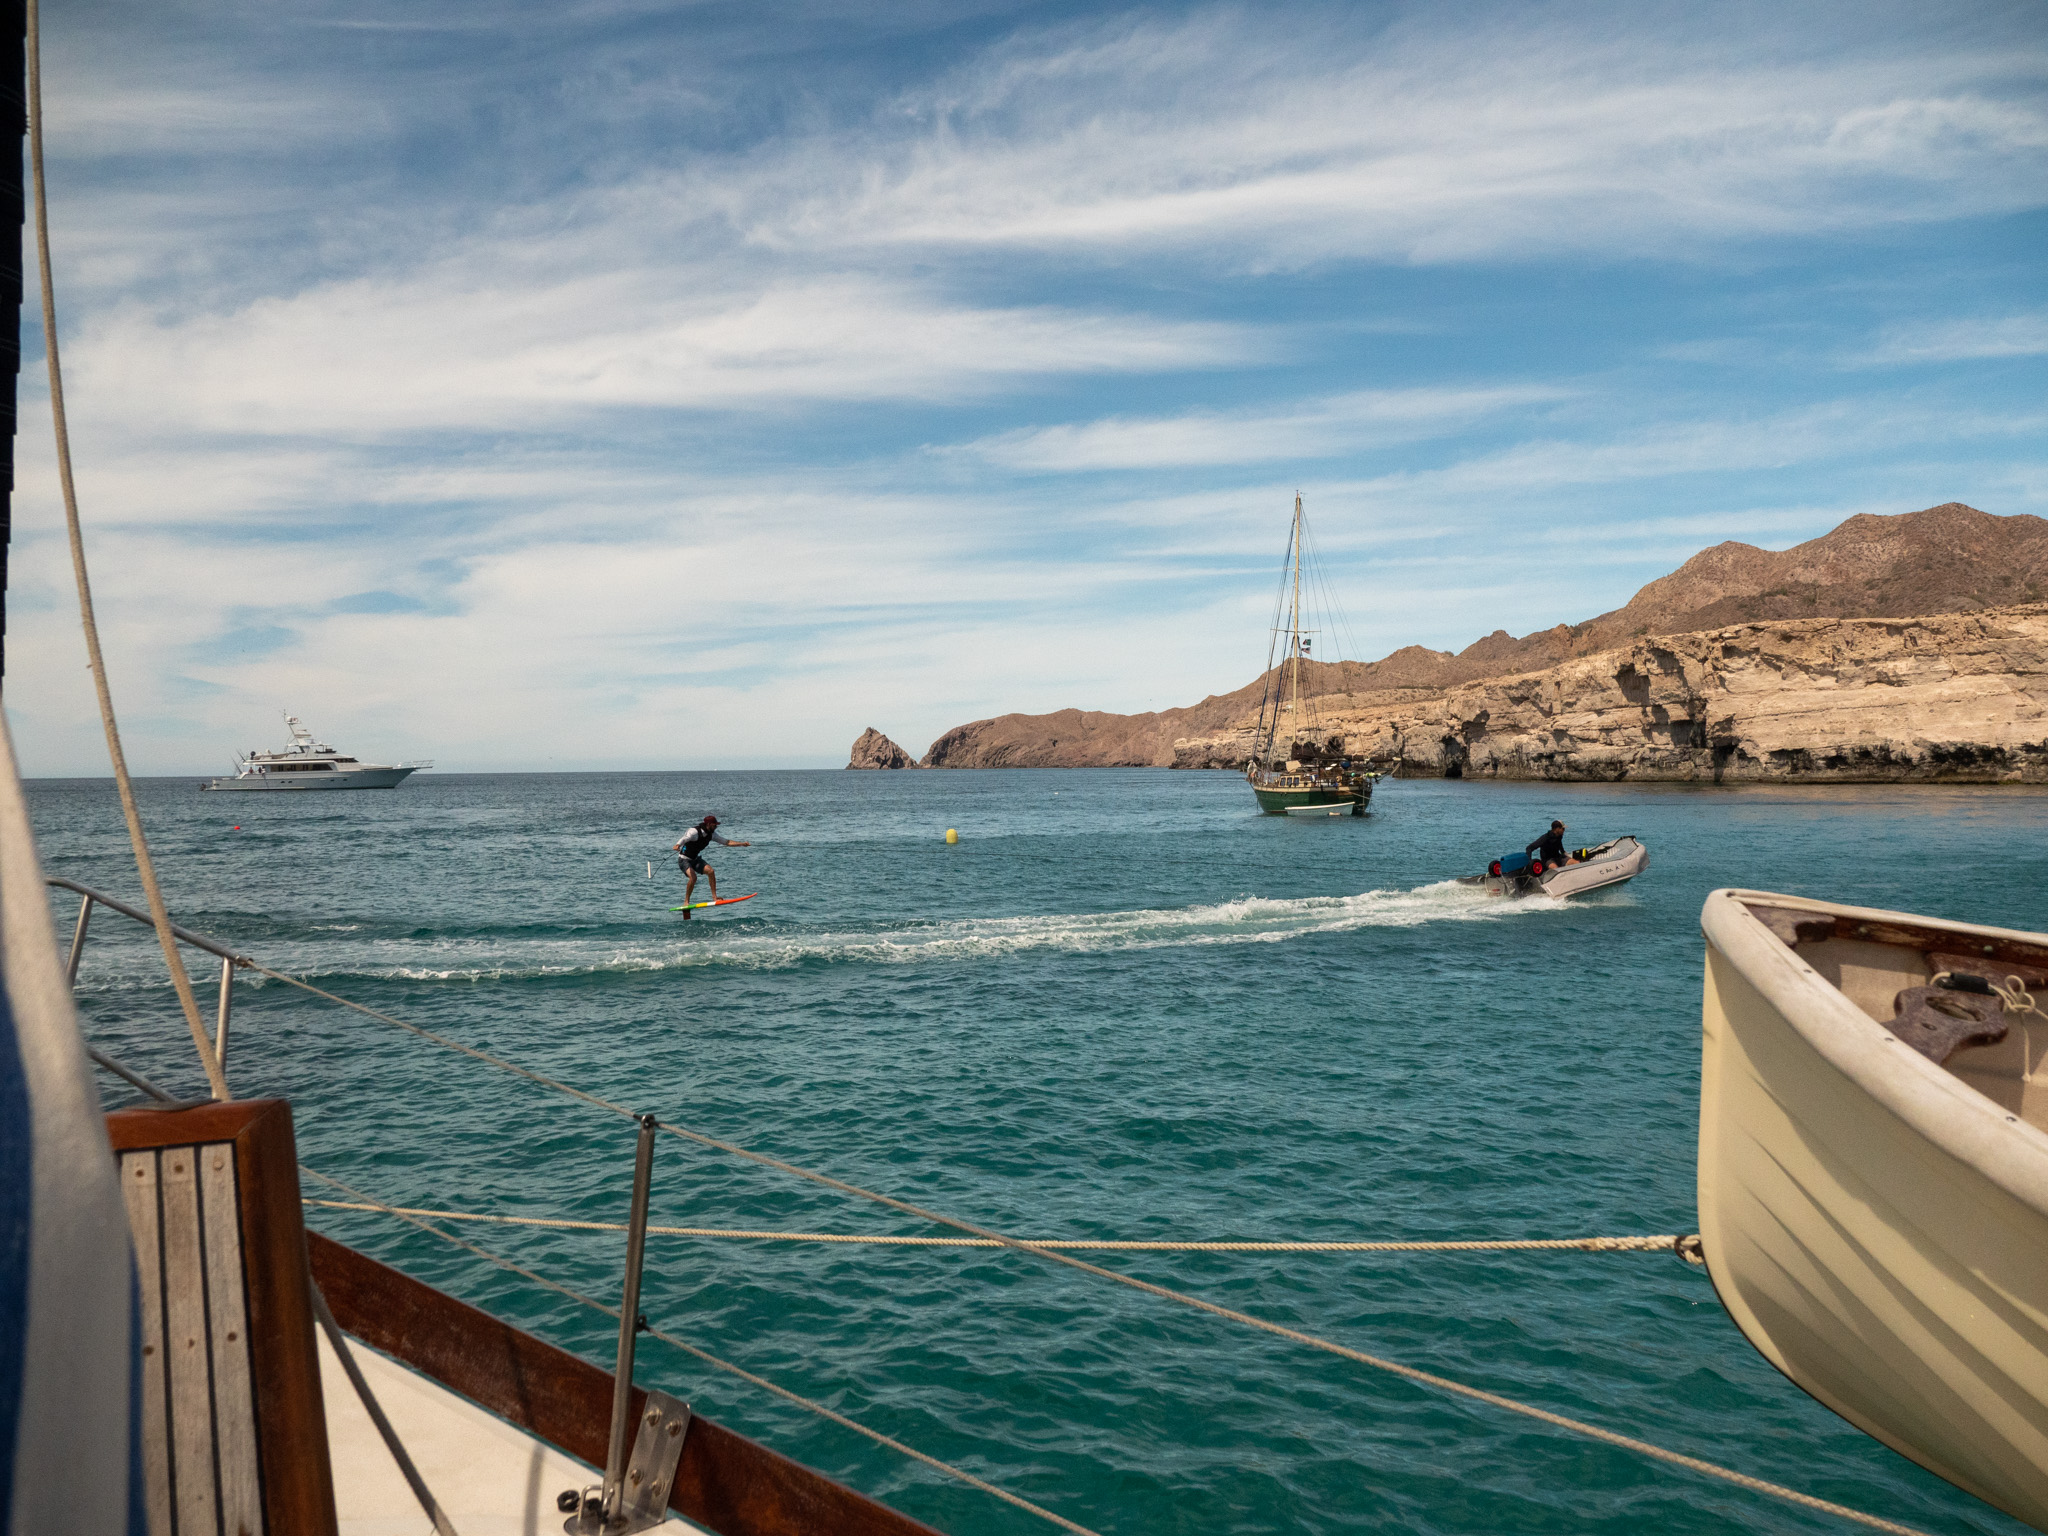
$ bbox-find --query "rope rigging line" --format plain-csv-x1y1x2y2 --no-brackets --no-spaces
301,1199,1692,1255
266,968,1916,1533
26,0,228,1101
648,1127,1923,1536
299,1167,1102,1536
1931,970,2041,1019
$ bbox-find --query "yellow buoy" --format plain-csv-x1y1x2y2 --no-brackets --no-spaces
945,828,958,844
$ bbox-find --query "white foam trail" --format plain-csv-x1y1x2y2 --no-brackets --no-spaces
66,880,1570,991
364,878,1567,982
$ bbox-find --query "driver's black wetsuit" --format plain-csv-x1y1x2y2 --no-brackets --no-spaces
1527,828,1569,867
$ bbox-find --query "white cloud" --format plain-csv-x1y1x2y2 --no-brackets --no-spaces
59,273,1255,439
726,13,2048,268
949,385,1571,471
1859,310,2048,366
0,490,1265,773
39,6,2047,450
46,83,374,160
1338,401,2048,501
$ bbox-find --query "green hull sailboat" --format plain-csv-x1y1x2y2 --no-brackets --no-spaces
1244,493,1380,816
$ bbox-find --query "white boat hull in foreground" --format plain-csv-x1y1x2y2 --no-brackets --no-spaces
1699,889,2048,1531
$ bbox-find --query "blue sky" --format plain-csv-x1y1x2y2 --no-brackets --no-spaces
5,0,2044,772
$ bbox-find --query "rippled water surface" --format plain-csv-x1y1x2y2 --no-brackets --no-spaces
29,769,2048,1536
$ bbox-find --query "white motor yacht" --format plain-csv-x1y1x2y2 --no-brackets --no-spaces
201,713,429,791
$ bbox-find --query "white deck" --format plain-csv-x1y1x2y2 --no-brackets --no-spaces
321,1330,708,1536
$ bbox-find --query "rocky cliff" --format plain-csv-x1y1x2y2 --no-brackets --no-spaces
914,655,1466,768
1409,501,2048,683
851,503,2048,779
1170,607,2048,783
847,728,920,769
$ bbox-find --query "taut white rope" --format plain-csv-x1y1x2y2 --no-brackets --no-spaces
301,1199,1686,1254
27,0,227,1100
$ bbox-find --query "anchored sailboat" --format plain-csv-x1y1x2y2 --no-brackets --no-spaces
1245,493,1379,816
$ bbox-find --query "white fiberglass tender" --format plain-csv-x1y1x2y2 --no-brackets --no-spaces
1459,836,1648,899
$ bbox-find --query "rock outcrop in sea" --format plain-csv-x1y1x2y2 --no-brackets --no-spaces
847,727,920,769
850,503,2048,781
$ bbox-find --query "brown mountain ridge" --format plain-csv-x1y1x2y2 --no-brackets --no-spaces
849,502,2048,770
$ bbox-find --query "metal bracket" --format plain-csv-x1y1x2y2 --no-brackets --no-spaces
563,1390,692,1534
618,1389,692,1532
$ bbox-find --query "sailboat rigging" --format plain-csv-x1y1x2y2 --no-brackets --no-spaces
1245,493,1379,816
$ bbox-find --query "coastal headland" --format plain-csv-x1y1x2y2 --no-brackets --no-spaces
851,503,2048,783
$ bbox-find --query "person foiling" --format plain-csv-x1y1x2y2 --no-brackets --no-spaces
673,814,750,914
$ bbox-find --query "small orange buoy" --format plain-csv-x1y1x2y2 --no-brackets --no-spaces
945,828,958,844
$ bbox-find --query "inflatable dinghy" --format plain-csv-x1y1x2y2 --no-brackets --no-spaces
1459,835,1648,899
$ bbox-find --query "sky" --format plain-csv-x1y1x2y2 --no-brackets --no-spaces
2,0,2044,773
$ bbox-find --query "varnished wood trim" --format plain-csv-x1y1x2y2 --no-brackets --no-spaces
119,1152,172,1536
307,1232,947,1536
159,1147,219,1534
200,1143,264,1534
109,1100,339,1536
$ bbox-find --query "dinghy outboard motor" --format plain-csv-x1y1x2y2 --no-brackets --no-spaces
1480,850,1544,894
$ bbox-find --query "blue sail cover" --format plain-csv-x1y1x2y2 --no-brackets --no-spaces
0,717,145,1535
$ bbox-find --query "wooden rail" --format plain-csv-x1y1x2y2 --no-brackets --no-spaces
108,1099,338,1536
309,1232,948,1536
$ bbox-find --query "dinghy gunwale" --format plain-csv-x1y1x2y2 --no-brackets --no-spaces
1698,888,2048,1529
1701,888,2048,1216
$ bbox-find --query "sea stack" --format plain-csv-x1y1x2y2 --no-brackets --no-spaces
847,728,920,769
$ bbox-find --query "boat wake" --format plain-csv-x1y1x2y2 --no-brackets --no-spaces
65,881,1573,991
283,878,1569,985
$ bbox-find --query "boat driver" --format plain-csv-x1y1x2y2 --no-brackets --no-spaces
1526,820,1572,870
673,814,750,914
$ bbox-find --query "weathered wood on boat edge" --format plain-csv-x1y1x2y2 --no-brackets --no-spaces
307,1231,948,1536
108,1099,340,1536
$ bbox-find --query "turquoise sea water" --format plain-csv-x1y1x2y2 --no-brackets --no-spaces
29,769,2048,1536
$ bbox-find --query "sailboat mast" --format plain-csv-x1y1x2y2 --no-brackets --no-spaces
1286,492,1304,749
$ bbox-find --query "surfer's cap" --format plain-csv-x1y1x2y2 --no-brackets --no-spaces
1551,820,1565,829
702,815,719,827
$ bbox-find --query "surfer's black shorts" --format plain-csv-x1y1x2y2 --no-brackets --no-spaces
678,853,707,874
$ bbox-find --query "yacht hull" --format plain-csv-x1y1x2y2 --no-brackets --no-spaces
1698,889,2048,1531
203,766,419,791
